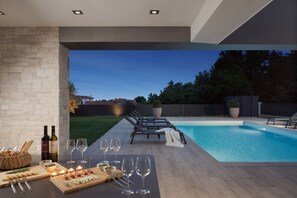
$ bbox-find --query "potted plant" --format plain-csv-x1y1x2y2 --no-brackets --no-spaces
152,99,162,118
228,99,240,118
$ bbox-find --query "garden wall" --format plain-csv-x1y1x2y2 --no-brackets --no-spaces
74,103,297,117
136,104,226,116
74,104,226,117
261,103,297,116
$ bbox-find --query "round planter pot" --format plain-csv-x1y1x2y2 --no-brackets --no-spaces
229,108,240,118
153,107,162,118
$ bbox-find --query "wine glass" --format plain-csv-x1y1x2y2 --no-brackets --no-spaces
76,138,88,165
121,158,134,195
0,138,5,151
135,156,151,195
66,139,76,166
110,138,121,164
100,139,109,163
2,133,19,151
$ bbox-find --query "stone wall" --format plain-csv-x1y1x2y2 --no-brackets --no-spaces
0,27,69,155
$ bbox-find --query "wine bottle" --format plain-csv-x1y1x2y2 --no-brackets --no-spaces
49,125,58,162
41,126,50,160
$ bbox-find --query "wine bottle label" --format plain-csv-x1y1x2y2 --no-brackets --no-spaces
50,141,58,153
42,142,49,152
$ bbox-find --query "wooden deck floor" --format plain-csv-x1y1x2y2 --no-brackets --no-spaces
86,118,297,198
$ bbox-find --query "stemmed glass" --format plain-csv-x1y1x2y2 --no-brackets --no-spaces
100,139,109,163
0,138,5,151
121,158,134,195
110,138,121,164
76,138,88,165
66,139,76,166
2,133,19,151
135,156,151,195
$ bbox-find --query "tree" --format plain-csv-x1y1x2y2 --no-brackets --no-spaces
147,93,159,104
136,50,297,104
182,82,196,104
208,51,252,103
69,81,79,113
243,50,270,96
134,96,147,104
158,81,196,104
194,71,217,104
261,51,297,103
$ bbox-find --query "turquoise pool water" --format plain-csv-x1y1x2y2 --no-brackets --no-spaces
176,122,297,162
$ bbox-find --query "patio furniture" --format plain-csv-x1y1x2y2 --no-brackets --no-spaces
125,116,186,144
266,112,297,126
131,111,168,122
129,112,170,125
126,115,175,130
291,120,297,129
285,119,297,129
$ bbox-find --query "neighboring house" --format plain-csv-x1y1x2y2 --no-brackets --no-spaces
84,98,136,106
85,101,114,105
114,98,137,105
76,95,94,105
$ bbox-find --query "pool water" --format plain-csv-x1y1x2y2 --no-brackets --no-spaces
176,122,297,162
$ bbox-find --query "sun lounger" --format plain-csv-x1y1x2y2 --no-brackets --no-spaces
290,120,297,129
131,111,168,121
129,112,171,125
266,112,297,126
125,116,186,144
128,115,176,130
285,118,297,128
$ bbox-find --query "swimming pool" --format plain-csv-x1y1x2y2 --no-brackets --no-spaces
175,121,297,162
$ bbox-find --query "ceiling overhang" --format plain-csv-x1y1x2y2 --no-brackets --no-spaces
191,0,272,43
1,0,296,46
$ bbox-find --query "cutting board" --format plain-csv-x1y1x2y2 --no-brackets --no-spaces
50,167,122,193
0,163,66,188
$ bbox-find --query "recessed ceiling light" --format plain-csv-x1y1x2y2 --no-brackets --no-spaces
150,10,159,15
0,11,5,15
72,10,83,15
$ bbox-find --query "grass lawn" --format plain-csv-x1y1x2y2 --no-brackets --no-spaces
70,116,123,146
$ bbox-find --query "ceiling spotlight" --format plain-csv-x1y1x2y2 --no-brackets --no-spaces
72,10,83,15
150,10,159,15
0,11,5,15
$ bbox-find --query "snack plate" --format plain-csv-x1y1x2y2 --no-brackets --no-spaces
50,167,122,193
0,163,66,188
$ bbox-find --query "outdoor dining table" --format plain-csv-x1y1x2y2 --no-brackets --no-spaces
0,154,161,198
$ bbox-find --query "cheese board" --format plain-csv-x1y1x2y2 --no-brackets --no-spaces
50,167,123,193
0,163,66,187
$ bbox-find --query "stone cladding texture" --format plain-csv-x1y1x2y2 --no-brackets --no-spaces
0,27,69,155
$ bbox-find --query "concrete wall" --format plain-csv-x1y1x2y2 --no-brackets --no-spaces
261,103,297,117
136,104,226,116
0,27,69,155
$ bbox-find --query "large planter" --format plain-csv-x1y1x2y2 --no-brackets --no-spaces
153,107,162,118
229,107,240,118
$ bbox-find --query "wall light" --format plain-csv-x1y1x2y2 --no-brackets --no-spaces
150,10,159,15
72,10,83,15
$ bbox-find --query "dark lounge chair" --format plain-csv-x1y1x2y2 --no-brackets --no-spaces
128,114,176,130
291,120,297,129
267,112,297,126
131,110,168,122
129,112,171,125
125,116,186,144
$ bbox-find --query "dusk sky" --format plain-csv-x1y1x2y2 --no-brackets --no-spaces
70,50,221,100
